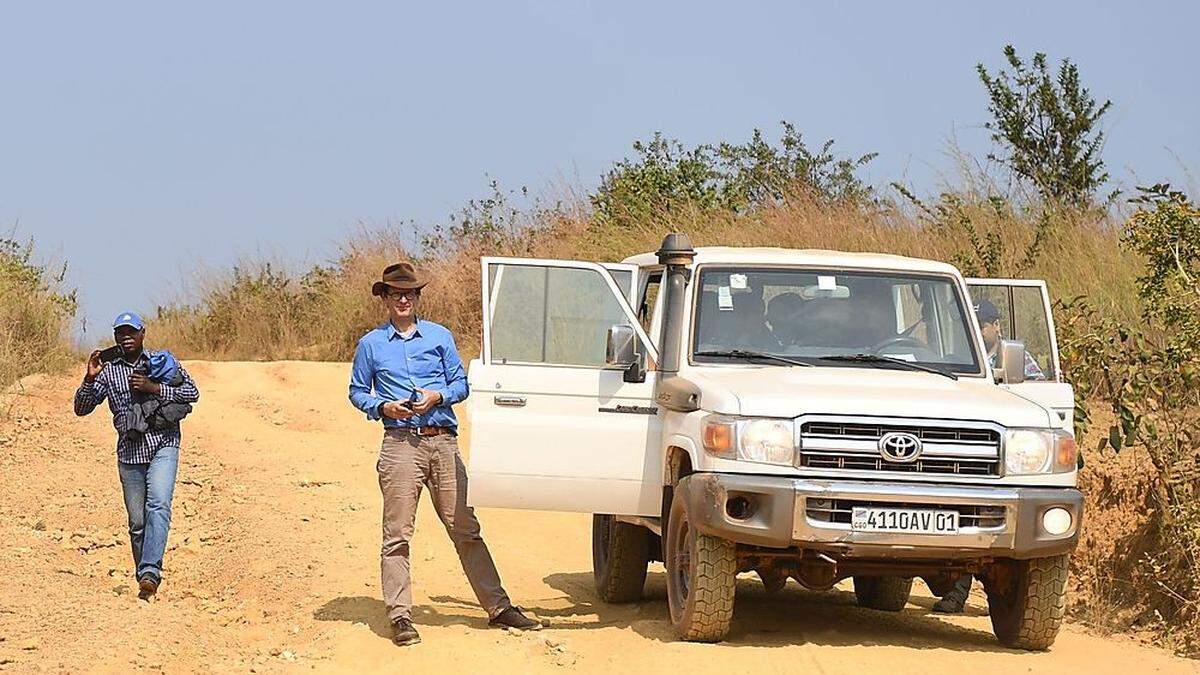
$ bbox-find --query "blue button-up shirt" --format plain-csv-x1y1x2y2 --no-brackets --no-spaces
348,319,469,429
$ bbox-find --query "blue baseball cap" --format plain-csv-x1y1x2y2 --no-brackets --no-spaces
112,312,145,330
973,299,1001,324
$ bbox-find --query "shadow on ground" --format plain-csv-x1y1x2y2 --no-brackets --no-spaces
316,572,1008,652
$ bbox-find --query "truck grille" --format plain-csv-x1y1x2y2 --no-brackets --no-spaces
798,418,1001,477
806,498,1007,530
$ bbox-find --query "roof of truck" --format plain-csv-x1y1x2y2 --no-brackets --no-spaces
620,246,962,276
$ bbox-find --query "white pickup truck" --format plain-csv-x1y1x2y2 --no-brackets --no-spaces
466,234,1081,650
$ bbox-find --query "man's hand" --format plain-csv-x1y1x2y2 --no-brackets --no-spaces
410,388,443,415
380,401,415,420
85,350,106,382
129,372,161,395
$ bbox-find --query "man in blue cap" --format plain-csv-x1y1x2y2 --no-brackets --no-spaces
74,312,199,600
933,298,1046,614
974,299,1046,380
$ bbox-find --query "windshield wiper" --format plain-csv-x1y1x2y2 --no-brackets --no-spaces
695,349,813,368
817,354,958,380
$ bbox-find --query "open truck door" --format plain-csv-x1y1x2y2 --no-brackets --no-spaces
966,278,1075,430
467,257,663,516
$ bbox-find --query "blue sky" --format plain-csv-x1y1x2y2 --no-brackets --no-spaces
2,1,1196,342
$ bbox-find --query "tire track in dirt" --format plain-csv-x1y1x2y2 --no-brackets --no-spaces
0,362,1195,674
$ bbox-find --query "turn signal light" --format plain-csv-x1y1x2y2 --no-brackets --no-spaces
1054,433,1078,471
703,419,735,458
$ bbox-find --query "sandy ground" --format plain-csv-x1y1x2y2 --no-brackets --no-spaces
0,360,1196,674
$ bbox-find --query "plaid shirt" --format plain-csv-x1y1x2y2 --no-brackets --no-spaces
73,350,200,464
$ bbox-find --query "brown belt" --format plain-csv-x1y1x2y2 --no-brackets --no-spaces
387,425,455,437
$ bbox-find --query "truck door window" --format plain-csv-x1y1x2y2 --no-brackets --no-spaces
489,264,632,367
639,272,662,335
967,283,1057,381
1011,286,1056,380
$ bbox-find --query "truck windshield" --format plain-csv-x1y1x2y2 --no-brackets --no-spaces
691,267,983,376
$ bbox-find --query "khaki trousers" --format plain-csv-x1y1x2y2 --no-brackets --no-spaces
377,428,511,623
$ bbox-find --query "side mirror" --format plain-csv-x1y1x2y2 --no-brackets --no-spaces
606,324,646,383
606,325,637,367
994,338,1027,384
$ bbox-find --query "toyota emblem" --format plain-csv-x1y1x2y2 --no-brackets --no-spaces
879,432,922,463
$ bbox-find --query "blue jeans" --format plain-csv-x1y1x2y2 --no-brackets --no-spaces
117,445,179,582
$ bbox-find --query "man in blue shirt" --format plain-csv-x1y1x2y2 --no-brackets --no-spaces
349,262,541,647
975,299,1046,380
934,298,1047,614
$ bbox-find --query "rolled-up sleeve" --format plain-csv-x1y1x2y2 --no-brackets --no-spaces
435,332,470,406
349,339,386,420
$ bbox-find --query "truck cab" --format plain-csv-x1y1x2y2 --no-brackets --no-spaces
466,234,1081,650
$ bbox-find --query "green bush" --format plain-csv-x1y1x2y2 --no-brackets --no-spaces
1058,184,1200,654
977,45,1113,206
591,122,876,229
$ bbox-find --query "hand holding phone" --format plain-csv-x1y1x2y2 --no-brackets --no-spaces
98,345,123,363
380,400,415,420
85,346,121,381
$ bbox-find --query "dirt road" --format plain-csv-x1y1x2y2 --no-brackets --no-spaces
0,361,1195,674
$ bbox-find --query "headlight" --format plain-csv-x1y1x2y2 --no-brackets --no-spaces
1004,429,1076,475
741,419,795,464
702,415,795,465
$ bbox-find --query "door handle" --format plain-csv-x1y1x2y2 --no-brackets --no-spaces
494,395,527,408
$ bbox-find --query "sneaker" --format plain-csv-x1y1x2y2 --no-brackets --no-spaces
932,574,971,614
488,606,542,631
932,594,967,613
137,575,159,601
391,619,421,647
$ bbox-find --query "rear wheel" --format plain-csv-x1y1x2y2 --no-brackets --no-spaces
664,488,736,642
985,555,1069,650
853,576,913,611
592,514,651,602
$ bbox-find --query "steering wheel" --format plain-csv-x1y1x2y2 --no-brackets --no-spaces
869,336,929,354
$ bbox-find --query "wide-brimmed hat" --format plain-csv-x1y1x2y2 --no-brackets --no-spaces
372,262,428,296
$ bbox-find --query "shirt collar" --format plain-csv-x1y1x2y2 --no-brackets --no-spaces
388,319,422,341
119,350,150,367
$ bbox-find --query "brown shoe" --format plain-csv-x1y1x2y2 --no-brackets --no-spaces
489,607,542,631
137,575,159,601
392,619,421,647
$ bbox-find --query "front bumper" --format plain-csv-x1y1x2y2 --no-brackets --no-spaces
677,473,1082,560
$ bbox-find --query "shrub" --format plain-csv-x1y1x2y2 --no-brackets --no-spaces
977,45,1113,206
591,122,875,229
0,237,77,390
1058,184,1200,654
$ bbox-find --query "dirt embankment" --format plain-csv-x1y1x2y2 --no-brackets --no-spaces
0,362,1196,674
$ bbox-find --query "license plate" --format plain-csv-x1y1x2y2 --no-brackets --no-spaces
851,507,958,534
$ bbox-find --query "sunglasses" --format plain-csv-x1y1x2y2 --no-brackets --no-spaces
383,289,420,301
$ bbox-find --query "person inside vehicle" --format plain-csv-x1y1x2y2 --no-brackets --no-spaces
934,298,1048,614
766,292,806,348
975,299,1046,380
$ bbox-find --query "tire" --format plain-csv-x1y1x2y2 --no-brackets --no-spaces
985,554,1069,650
853,576,913,611
664,487,736,642
592,514,651,603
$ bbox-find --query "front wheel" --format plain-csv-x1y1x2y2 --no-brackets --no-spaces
664,487,736,642
984,554,1069,650
853,576,913,611
592,514,650,602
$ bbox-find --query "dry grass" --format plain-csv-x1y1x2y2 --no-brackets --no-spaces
0,239,76,392
151,191,1138,362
